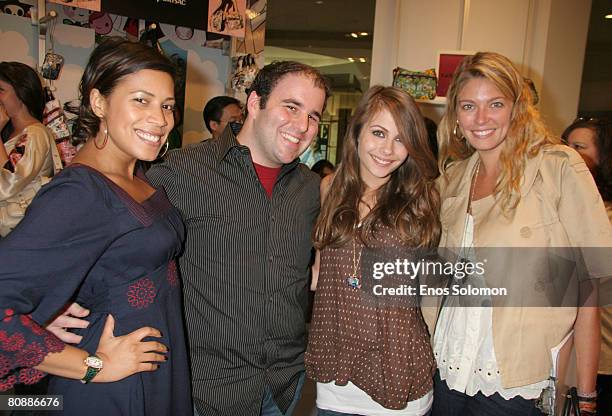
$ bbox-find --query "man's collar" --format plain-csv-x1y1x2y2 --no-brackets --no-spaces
215,123,245,162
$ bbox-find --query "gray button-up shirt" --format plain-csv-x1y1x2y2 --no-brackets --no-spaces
147,128,320,415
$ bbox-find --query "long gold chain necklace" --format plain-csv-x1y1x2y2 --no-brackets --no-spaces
346,222,363,289
468,159,481,214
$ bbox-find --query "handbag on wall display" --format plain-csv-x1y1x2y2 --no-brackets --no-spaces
41,52,65,81
392,67,437,100
211,8,225,32
43,89,78,165
224,10,244,30
230,54,258,95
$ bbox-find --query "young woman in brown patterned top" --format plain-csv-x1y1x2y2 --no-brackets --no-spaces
306,86,441,415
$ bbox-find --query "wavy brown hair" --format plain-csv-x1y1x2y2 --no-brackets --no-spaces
314,86,441,249
438,52,559,211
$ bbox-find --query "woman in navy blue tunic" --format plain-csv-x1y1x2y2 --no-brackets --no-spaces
0,38,192,415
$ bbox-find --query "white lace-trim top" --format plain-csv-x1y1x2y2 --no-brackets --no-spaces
433,211,568,400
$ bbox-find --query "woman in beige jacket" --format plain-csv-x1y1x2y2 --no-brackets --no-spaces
428,52,611,416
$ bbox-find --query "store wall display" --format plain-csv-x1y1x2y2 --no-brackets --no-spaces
0,12,36,68
61,5,90,27
48,0,101,12
0,0,32,18
181,46,229,145
41,51,65,80
207,0,246,38
230,53,257,95
103,0,209,30
392,67,437,100
235,0,265,55
0,5,233,147
436,50,473,97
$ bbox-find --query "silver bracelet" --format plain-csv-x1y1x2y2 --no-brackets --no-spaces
577,389,597,399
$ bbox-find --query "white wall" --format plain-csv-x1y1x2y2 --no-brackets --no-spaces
372,0,592,134
536,0,591,132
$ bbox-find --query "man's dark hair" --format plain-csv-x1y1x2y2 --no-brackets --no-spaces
246,61,331,114
203,96,241,133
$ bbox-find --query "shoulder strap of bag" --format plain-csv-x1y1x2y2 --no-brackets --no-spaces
47,132,63,175
50,142,63,175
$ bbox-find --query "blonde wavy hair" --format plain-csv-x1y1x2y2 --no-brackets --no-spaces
438,52,560,211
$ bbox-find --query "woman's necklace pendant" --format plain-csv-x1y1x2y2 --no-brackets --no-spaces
346,275,361,289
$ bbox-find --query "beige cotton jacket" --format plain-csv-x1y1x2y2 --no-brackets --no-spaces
0,124,60,236
423,144,612,389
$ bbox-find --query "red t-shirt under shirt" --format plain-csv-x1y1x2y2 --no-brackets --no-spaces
253,162,281,198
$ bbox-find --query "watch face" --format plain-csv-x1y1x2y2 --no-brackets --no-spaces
85,356,103,369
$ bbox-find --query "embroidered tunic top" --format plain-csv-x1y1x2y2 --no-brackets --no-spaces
306,225,436,410
0,165,192,416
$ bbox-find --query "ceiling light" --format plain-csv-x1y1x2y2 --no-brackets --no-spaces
359,58,366,63
315,0,324,4
350,32,358,38
360,32,368,36
347,57,355,62
606,14,612,19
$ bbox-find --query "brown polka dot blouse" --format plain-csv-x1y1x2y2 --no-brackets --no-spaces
305,226,436,409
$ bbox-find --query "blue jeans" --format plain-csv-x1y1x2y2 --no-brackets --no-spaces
260,371,306,416
432,371,543,416
317,409,360,416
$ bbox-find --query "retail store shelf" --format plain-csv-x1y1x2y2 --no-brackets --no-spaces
415,96,447,105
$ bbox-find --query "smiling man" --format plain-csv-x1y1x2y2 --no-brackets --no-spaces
147,61,330,416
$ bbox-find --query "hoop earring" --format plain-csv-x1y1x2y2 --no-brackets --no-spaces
157,141,169,159
94,121,109,150
452,120,460,138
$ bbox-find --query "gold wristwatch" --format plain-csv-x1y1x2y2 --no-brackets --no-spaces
81,355,103,384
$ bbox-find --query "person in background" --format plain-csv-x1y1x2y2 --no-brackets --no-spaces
563,117,612,202
306,86,440,416
202,95,242,140
300,135,325,167
428,51,611,416
166,104,183,151
563,117,612,416
0,37,191,415
0,61,61,237
147,61,330,416
311,159,334,178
